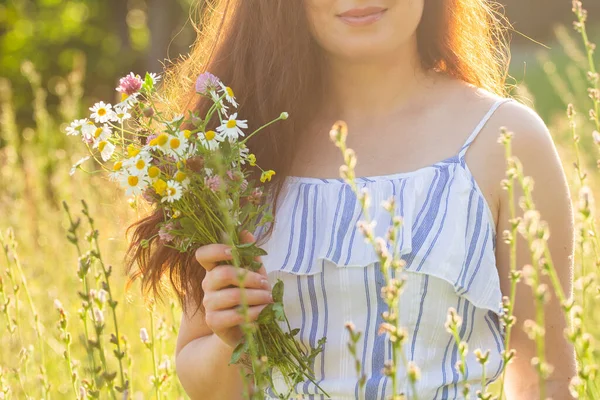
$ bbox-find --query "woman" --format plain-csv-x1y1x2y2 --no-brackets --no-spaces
128,0,576,398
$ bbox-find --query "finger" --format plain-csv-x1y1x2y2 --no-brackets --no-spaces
205,288,273,311
195,243,233,271
239,230,267,277
204,265,270,292
206,304,269,330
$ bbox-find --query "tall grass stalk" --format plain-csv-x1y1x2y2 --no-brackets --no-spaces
0,230,51,399
330,121,418,399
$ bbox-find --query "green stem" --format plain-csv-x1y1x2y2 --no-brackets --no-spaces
499,139,518,400
240,114,287,146
149,309,161,400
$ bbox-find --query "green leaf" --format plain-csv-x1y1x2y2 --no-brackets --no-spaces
229,339,248,365
272,279,284,303
290,328,300,337
272,302,285,321
256,303,274,324
143,72,154,91
248,260,262,272
236,243,268,268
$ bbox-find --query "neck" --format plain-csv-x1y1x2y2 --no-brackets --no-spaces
321,37,431,120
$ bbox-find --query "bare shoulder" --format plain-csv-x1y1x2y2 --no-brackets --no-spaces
483,98,565,188
461,89,569,224
490,99,556,156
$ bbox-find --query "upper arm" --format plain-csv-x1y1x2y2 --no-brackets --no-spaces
175,296,212,357
493,101,576,397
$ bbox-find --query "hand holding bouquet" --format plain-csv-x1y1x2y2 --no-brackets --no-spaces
66,71,329,398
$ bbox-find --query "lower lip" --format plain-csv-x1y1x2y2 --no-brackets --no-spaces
338,10,386,27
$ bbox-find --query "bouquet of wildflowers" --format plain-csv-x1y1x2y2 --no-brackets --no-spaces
65,71,329,398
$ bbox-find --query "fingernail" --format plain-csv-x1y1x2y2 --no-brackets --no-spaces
261,279,269,288
224,248,232,256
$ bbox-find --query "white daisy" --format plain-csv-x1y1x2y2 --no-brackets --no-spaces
148,133,170,154
120,174,148,196
219,82,238,108
125,152,153,176
115,92,140,110
161,180,183,203
113,105,131,123
69,156,91,176
210,90,229,115
216,113,247,142
91,124,112,144
148,72,161,85
166,130,189,158
183,142,198,159
238,145,250,164
173,170,191,189
81,121,97,142
66,119,88,136
109,160,126,182
89,101,117,123
198,130,224,151
95,140,116,161
204,167,214,176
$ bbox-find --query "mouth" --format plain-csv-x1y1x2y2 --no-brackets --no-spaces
336,6,388,27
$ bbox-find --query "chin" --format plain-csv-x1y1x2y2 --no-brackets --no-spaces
322,35,408,61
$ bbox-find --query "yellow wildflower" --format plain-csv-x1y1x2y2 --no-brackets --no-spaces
127,144,140,158
153,179,168,196
260,170,276,183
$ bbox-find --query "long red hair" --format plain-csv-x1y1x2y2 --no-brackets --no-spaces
126,0,510,316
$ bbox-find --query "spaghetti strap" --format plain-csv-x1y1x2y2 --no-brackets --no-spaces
458,98,513,159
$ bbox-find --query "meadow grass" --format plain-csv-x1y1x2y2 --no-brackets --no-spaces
0,3,599,399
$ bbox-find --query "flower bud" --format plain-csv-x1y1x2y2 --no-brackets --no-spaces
143,107,155,118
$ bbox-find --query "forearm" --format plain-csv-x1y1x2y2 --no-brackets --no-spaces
175,333,252,399
506,379,573,399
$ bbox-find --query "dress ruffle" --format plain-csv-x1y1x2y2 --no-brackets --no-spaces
259,161,503,318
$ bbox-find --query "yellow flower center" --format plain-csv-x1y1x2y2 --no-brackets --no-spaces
148,166,160,178
226,120,237,129
127,175,139,187
157,133,169,146
121,93,129,102
98,108,106,116
135,159,146,170
183,130,192,139
113,161,122,171
98,141,107,152
205,130,216,141
167,187,176,196
170,138,181,149
149,138,158,146
225,87,234,98
153,179,167,195
127,144,140,158
175,171,187,183
94,127,103,138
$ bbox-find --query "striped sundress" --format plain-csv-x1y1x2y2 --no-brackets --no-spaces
259,98,511,399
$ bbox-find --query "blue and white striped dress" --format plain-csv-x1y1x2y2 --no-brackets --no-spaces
259,98,511,399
